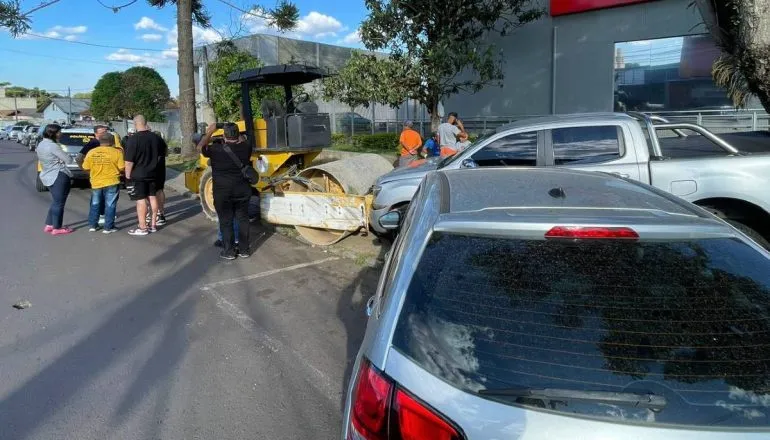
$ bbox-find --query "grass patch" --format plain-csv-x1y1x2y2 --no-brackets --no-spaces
330,144,390,154
166,154,198,172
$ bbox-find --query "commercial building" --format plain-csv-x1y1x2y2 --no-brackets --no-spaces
445,0,746,118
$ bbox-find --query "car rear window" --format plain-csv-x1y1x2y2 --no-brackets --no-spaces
59,133,95,146
392,233,770,428
552,125,622,165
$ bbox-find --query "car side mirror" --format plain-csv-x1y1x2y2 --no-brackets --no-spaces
378,210,401,230
365,295,376,317
461,158,478,169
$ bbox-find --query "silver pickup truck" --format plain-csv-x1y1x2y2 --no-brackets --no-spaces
370,112,770,247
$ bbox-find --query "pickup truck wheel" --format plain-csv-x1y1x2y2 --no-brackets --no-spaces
703,205,770,249
36,173,48,192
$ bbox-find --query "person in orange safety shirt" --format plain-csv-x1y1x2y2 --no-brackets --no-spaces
398,120,423,167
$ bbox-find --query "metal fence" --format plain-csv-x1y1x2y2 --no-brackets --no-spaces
346,109,770,138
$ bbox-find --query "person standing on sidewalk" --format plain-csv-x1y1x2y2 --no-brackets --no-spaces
197,122,252,260
144,129,168,227
78,125,110,225
82,132,124,234
123,115,163,236
398,121,422,167
36,124,74,235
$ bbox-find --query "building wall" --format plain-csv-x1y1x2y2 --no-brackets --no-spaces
0,97,37,113
444,0,707,117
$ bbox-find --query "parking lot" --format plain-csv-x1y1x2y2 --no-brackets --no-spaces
0,139,378,439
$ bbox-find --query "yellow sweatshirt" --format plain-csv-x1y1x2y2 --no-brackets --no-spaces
82,146,125,189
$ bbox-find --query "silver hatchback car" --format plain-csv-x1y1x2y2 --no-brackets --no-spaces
343,167,770,439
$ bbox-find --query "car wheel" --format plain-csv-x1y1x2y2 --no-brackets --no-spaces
198,167,218,222
36,173,48,192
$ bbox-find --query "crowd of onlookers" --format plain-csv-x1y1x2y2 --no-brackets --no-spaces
398,112,470,167
35,115,168,236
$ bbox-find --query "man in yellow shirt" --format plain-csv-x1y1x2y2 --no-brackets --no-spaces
82,132,125,234
399,120,423,167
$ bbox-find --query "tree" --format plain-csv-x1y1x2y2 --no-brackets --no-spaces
360,0,543,129
91,68,170,121
73,92,92,99
322,51,418,110
92,72,127,121
147,0,299,158
121,66,171,121
694,0,770,110
0,0,29,36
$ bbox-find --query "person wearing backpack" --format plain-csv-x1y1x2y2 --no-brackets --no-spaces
196,122,253,260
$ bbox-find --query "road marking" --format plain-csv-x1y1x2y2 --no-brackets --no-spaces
200,256,339,290
200,256,342,403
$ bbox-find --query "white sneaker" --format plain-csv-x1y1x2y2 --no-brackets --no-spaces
98,216,105,226
102,228,118,234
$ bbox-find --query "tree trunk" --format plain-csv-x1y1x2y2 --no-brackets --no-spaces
177,0,198,159
696,0,770,113
428,99,440,131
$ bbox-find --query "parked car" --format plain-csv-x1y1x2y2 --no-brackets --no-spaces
8,125,25,141
345,166,770,440
370,112,770,247
20,125,39,148
335,112,372,135
35,127,122,192
28,125,44,151
0,125,14,140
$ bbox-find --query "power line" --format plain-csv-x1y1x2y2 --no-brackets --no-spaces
214,0,272,20
24,32,168,52
0,47,141,67
95,0,139,12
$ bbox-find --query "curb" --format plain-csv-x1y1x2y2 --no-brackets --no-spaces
164,168,198,199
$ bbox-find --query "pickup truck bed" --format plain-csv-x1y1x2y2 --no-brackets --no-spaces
660,131,770,158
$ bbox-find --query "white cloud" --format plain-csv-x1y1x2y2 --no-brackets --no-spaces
295,12,343,38
43,30,61,38
139,33,163,42
242,10,344,40
166,25,222,46
135,17,168,32
64,35,78,41
339,29,361,46
51,25,87,34
104,48,177,68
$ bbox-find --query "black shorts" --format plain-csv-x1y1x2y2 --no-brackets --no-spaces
128,180,158,201
155,170,166,190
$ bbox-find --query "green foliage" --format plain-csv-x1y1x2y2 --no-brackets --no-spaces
91,72,123,121
73,92,92,99
331,133,347,147
1,85,61,109
322,52,418,109
359,0,544,124
92,68,170,121
146,0,211,26
0,0,29,36
207,44,302,121
332,133,400,153
121,66,171,121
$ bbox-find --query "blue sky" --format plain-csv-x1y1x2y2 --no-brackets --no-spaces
0,0,367,96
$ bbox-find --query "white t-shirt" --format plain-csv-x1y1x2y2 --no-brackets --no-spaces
438,122,461,148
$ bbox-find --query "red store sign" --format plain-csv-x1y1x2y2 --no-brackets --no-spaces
551,0,654,16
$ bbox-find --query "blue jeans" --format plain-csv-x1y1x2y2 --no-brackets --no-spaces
46,172,71,229
218,221,240,244
89,185,120,229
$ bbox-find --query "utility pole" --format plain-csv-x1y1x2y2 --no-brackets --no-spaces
13,96,18,122
68,87,72,124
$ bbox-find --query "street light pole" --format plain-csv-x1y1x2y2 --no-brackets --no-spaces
68,87,72,124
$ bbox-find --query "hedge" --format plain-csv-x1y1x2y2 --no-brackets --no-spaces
332,132,400,153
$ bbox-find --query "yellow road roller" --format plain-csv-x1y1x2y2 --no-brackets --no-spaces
184,64,393,246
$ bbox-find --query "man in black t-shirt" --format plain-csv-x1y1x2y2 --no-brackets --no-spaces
197,122,252,260
124,115,164,236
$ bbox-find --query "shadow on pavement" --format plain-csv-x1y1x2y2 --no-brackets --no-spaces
336,240,389,410
0,222,271,440
0,164,19,171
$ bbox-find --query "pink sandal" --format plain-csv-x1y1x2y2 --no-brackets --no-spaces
50,227,74,236
43,225,54,233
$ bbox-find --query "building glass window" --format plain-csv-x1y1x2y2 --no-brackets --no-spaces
613,35,738,112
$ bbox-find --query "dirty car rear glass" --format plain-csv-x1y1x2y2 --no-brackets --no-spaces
59,133,95,146
392,233,770,428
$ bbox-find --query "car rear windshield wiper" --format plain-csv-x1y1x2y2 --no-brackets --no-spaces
478,387,667,411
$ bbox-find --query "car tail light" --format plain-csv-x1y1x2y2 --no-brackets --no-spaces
545,226,639,240
350,361,392,439
348,360,464,440
393,389,462,440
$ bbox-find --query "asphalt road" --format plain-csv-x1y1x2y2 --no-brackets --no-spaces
0,140,379,439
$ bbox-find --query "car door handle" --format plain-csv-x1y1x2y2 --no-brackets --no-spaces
365,296,376,317
611,172,630,178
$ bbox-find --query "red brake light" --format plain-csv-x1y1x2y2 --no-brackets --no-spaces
545,226,639,240
393,389,462,440
350,360,392,440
